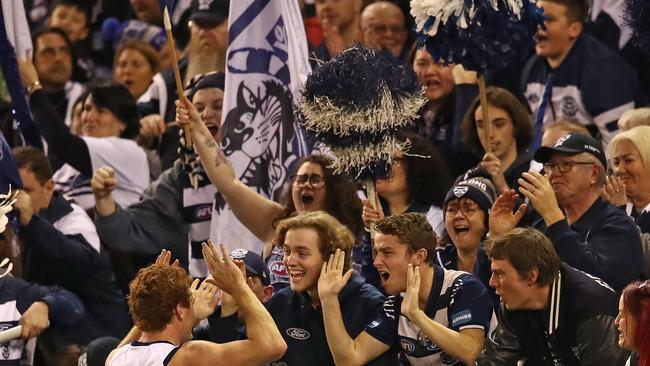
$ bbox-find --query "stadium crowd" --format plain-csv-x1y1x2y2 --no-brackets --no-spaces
0,0,649,365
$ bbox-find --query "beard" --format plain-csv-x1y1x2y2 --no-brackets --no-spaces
184,38,226,82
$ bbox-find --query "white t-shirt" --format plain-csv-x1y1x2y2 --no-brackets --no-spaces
53,137,150,210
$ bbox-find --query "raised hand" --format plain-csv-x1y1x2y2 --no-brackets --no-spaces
321,18,345,57
139,115,167,139
155,249,180,267
175,96,203,130
16,58,39,90
489,189,527,237
202,240,248,297
190,278,219,320
518,172,564,226
318,249,353,300
601,174,627,207
91,167,117,199
362,196,384,230
480,153,508,194
400,264,421,320
13,190,34,226
19,301,50,340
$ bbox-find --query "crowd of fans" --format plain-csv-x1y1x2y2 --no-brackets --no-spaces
0,0,649,365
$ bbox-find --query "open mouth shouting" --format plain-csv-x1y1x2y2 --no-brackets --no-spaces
301,192,314,206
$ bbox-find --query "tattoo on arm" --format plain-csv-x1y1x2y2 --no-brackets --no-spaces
204,136,217,148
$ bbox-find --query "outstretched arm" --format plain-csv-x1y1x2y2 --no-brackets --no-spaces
319,250,390,366
175,98,283,243
178,240,286,366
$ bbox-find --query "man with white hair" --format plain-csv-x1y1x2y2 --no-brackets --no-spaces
489,133,643,292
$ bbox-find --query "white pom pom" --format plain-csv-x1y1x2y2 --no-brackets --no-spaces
410,0,525,36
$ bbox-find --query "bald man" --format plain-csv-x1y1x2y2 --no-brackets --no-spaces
360,1,408,58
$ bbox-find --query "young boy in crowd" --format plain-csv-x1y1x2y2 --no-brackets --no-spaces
318,212,495,366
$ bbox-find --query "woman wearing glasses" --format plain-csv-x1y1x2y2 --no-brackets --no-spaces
435,170,500,308
616,280,650,366
608,126,650,277
460,87,534,194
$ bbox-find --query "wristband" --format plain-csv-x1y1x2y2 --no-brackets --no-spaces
27,80,42,95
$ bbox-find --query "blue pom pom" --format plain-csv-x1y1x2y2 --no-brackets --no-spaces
101,17,123,46
303,45,420,110
413,0,545,73
625,0,650,53
300,45,424,178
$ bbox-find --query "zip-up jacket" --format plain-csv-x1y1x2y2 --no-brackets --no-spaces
477,263,629,366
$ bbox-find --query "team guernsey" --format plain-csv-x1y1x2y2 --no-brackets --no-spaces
107,341,178,366
523,33,642,147
365,265,494,366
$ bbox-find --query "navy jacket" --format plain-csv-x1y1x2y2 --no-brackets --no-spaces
543,198,643,292
208,272,398,365
19,193,130,346
0,275,84,365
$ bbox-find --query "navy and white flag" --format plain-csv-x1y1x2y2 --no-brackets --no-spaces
211,0,311,253
0,131,21,193
0,1,41,149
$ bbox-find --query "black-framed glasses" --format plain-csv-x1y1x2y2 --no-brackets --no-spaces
542,161,595,173
290,174,325,189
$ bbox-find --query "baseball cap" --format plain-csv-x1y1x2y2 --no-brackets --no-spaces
533,133,607,168
229,248,270,286
190,0,229,27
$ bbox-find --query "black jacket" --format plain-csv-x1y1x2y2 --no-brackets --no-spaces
208,272,398,365
477,263,629,366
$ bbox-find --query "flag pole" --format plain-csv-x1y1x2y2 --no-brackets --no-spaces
164,7,192,148
478,75,491,154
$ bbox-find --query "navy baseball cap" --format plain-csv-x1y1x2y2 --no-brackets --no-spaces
229,248,270,286
534,133,607,168
190,0,229,27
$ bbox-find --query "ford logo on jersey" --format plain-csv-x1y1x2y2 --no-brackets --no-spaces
286,328,310,340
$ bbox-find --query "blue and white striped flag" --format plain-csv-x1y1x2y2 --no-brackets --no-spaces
0,1,41,149
211,0,311,254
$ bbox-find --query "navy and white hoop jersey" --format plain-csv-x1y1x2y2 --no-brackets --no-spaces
54,137,149,210
365,266,495,366
523,33,642,148
107,341,178,366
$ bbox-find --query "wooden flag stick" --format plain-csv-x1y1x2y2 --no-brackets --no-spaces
364,177,378,239
164,7,192,148
478,75,491,155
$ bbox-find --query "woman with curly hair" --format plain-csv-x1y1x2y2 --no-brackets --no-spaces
616,280,650,366
461,86,533,194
